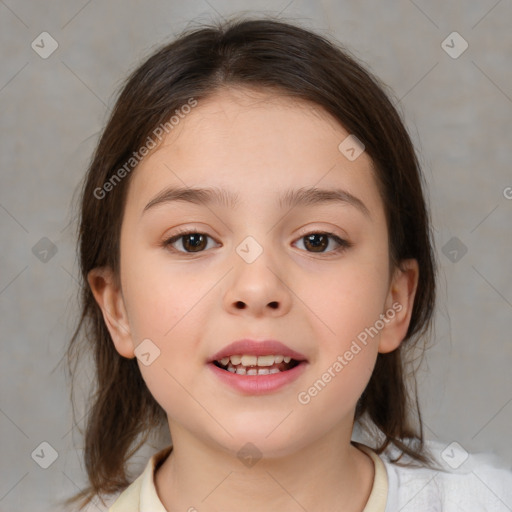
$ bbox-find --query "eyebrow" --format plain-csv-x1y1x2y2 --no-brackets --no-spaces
142,185,370,218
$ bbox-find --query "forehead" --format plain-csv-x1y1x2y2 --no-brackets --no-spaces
124,87,384,221
154,87,350,161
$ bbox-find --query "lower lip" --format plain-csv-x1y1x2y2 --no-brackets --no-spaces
208,361,308,395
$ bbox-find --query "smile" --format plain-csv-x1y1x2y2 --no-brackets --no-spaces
213,354,301,375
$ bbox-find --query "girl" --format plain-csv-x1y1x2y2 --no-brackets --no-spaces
63,16,512,512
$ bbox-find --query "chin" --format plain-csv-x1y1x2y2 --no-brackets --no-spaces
207,422,312,461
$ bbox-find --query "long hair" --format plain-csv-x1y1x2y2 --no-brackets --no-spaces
62,16,436,509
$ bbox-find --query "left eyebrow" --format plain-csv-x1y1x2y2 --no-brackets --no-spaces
142,185,370,218
278,186,370,218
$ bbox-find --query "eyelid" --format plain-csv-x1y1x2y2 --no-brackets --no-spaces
295,224,351,243
295,225,348,241
163,225,217,240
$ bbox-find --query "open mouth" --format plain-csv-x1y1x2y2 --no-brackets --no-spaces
212,354,302,376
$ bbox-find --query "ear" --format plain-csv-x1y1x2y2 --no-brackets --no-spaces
378,259,419,354
87,267,135,359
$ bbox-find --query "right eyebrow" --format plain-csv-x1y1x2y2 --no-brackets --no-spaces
142,186,239,215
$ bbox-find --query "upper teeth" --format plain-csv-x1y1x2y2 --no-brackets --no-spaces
218,355,292,366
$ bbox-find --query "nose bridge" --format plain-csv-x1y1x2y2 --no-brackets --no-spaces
223,232,291,315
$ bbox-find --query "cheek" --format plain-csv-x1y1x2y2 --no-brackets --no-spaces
120,245,206,340
120,246,214,404
127,287,212,421
299,249,388,402
304,257,390,346
296,348,377,432
297,276,381,418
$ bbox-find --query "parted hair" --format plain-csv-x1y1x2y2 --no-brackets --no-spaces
62,16,436,510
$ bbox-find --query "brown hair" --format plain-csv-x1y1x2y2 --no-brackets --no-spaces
62,15,436,510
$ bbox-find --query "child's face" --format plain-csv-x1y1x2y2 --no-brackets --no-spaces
91,87,418,457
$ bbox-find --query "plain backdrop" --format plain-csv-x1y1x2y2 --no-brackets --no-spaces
1,1,511,510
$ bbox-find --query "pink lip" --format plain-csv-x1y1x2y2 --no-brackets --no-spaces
207,339,308,395
208,339,308,363
208,360,308,395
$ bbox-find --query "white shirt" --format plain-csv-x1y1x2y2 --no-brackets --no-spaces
383,448,512,511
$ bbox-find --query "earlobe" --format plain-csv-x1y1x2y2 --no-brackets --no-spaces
378,259,419,354
87,267,135,359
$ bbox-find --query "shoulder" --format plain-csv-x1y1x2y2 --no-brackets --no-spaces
381,441,512,512
68,444,172,512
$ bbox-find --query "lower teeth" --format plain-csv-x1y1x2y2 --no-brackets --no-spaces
226,364,282,375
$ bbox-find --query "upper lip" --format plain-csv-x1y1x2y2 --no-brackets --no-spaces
208,339,308,363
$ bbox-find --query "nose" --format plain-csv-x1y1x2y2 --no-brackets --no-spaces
223,247,293,318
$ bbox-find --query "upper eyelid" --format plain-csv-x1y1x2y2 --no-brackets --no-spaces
165,228,346,240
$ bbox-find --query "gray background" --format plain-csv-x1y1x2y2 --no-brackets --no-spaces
1,1,511,510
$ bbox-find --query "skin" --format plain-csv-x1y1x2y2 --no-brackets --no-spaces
88,87,419,512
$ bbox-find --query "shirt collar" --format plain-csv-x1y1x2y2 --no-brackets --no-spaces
355,443,389,512
111,443,388,512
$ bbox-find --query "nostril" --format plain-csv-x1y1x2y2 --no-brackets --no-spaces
233,301,279,309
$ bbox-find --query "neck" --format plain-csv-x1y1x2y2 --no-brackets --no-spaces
155,423,375,512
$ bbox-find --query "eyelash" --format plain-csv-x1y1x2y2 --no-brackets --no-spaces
161,229,352,256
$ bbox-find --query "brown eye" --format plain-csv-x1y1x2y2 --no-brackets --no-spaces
294,232,350,254
303,233,329,252
181,233,207,252
163,232,218,253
